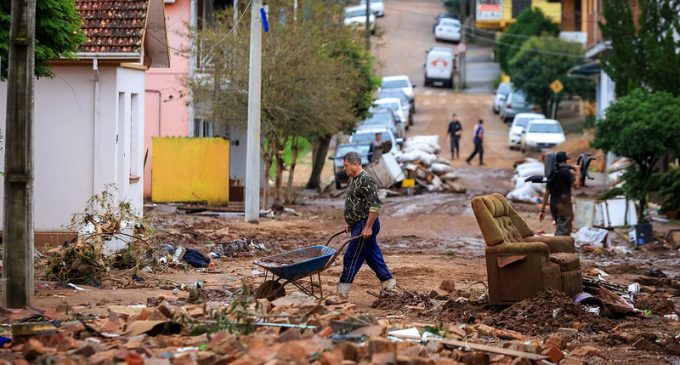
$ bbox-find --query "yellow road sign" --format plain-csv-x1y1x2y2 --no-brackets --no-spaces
550,79,564,94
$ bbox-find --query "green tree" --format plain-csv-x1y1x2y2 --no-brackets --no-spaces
191,2,377,205
509,37,594,116
600,0,680,97
592,89,680,221
0,0,86,79
496,7,559,74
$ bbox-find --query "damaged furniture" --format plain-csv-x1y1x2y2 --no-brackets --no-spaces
471,193,582,305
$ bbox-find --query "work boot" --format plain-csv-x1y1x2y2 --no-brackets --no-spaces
338,282,351,299
380,278,397,293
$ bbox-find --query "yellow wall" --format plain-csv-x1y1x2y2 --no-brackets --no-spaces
152,137,230,205
477,0,561,29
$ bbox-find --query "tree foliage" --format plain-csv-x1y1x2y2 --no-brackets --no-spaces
592,89,680,219
0,0,86,79
509,37,594,115
191,1,377,203
496,7,559,74
600,0,680,97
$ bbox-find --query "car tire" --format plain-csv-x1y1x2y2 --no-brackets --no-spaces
493,107,499,115
335,179,342,190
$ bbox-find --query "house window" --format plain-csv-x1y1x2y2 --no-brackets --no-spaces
130,93,139,180
193,118,214,137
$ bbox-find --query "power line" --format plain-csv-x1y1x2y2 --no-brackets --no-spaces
201,0,252,66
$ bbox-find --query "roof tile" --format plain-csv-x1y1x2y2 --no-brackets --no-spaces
76,0,149,54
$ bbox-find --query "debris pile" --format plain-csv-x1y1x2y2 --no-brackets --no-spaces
0,285,609,365
41,188,163,287
397,136,466,194
371,289,434,311
484,290,614,335
506,158,545,203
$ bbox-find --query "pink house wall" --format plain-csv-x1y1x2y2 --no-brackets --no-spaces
144,0,191,198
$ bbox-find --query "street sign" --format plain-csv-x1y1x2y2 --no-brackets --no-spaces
550,79,564,94
456,42,467,54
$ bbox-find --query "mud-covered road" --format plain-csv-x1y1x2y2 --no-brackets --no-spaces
30,1,680,363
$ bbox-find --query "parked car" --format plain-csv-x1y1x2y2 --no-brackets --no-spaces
377,89,413,126
344,6,375,33
520,119,566,152
358,109,402,139
372,97,407,129
434,18,461,43
381,75,415,114
493,82,512,114
433,12,459,33
330,143,372,189
359,0,385,17
508,112,545,150
424,47,454,88
349,128,401,156
499,89,534,124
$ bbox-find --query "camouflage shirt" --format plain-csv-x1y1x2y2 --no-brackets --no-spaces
344,171,382,225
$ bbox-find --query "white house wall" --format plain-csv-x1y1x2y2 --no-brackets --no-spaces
0,65,146,232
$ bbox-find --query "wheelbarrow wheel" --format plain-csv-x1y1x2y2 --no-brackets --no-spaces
255,280,286,301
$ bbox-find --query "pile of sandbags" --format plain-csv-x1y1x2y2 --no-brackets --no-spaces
397,135,466,193
507,158,545,203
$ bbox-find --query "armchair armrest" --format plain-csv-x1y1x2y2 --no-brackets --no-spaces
485,241,549,257
525,235,575,253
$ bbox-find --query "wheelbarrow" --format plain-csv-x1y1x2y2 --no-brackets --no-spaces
254,230,359,301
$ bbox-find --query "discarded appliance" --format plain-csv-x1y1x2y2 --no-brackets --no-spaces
365,153,405,188
629,223,654,246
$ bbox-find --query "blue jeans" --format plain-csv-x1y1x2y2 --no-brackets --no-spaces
339,218,392,284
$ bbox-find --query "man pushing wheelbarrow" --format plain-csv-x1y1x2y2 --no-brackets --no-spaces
336,152,396,301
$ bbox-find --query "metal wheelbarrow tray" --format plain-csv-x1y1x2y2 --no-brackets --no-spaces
253,231,358,300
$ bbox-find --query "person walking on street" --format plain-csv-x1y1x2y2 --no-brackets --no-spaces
466,119,485,166
337,152,396,300
539,152,581,236
370,132,384,163
447,113,463,159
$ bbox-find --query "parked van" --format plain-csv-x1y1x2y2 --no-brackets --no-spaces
424,47,455,88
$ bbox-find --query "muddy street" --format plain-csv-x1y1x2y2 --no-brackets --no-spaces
19,0,680,364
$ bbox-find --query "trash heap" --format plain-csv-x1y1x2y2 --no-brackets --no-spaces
397,136,466,194
506,158,545,204
0,285,608,365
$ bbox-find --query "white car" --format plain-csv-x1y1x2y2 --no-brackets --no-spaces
508,112,545,150
434,18,461,42
521,119,566,152
373,97,408,129
344,6,376,33
424,47,454,88
350,128,402,155
381,75,415,113
359,0,384,17
493,82,512,114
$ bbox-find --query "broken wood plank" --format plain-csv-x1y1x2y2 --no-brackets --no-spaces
440,340,549,360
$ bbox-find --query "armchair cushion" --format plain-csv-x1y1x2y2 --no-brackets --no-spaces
472,193,534,246
485,241,549,257
525,235,576,253
549,252,581,271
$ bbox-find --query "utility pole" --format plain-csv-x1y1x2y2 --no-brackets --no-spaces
233,0,238,33
245,0,263,223
459,0,467,90
364,0,370,50
3,0,36,307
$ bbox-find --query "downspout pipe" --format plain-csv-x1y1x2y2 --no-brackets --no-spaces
188,0,198,136
93,58,100,194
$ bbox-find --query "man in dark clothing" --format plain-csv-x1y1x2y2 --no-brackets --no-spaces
337,152,395,300
539,151,581,236
466,119,485,165
447,113,463,159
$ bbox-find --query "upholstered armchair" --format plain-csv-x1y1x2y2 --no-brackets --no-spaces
471,193,582,305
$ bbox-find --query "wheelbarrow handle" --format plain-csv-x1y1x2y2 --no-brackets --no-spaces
323,235,363,271
325,229,348,246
